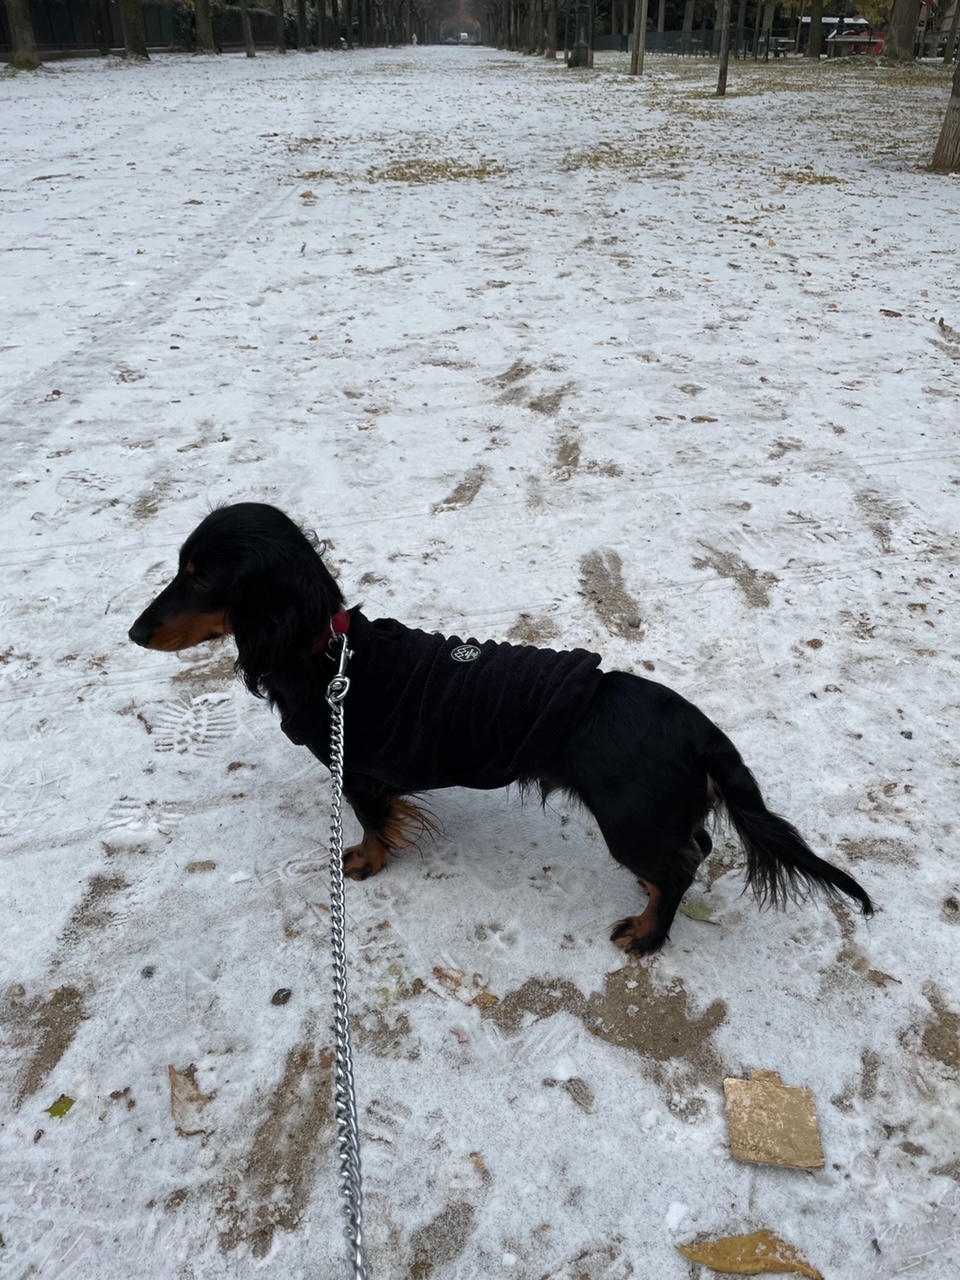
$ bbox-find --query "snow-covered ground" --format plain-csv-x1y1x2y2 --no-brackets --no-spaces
1,45,958,1279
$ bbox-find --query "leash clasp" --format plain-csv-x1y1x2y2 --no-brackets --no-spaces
326,634,352,707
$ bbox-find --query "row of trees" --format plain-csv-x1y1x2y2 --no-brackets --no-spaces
482,0,960,64
3,0,959,166
478,0,958,162
3,0,442,63
6,0,960,63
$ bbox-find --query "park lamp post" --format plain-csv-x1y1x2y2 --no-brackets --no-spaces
569,0,589,66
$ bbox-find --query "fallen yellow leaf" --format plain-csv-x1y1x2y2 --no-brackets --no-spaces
168,1064,215,1138
679,901,720,924
677,1230,822,1277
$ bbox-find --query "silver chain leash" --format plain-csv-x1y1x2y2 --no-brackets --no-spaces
325,634,368,1280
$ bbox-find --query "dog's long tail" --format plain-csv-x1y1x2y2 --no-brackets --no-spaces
698,723,874,915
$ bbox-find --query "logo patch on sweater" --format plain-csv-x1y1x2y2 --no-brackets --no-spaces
451,644,481,663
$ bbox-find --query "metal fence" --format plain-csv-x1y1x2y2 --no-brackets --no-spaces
593,27,803,58
649,27,800,57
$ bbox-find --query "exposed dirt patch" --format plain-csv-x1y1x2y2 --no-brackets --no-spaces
831,1042,883,1113
588,967,726,1079
432,465,488,513
528,383,573,416
768,436,803,460
552,431,581,479
579,549,644,639
486,976,588,1036
860,1047,882,1101
497,383,529,405
484,970,726,1080
586,459,624,478
355,1008,420,1060
5,985,88,1107
544,1074,596,1113
836,835,916,868
217,1033,334,1258
130,488,162,520
489,359,533,387
930,323,960,362
367,156,508,184
507,614,561,645
62,873,129,937
919,983,960,1070
854,488,904,555
170,649,236,688
408,1200,477,1278
693,544,777,609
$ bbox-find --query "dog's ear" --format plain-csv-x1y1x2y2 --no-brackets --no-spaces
229,540,343,699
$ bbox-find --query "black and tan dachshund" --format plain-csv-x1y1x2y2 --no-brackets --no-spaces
129,502,873,954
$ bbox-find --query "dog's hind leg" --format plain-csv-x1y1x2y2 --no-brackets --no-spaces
545,669,718,954
608,838,704,956
342,774,428,880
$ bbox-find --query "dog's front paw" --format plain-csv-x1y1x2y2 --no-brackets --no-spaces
610,916,666,956
343,837,389,881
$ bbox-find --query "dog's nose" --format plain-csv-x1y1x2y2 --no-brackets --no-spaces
129,615,155,647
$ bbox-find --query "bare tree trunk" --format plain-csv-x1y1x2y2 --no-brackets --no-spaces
917,2,930,56
240,0,256,53
546,0,558,55
681,0,694,56
885,0,921,61
932,54,960,170
656,0,665,50
297,0,308,45
629,0,648,71
630,0,641,71
119,0,149,58
735,0,746,57
759,0,775,58
717,0,732,92
806,0,822,57
195,0,216,51
93,0,111,54
943,0,960,64
343,0,353,45
5,0,41,68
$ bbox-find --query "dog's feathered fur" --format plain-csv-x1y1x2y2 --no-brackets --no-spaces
130,502,873,954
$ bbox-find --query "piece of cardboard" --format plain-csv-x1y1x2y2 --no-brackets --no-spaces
723,1069,825,1170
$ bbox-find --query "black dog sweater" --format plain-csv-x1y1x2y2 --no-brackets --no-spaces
278,609,603,792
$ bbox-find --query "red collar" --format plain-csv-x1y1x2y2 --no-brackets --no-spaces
311,608,351,655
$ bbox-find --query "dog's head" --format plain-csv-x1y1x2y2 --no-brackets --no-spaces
129,503,344,694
